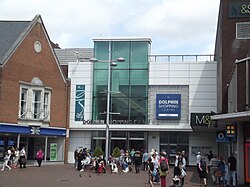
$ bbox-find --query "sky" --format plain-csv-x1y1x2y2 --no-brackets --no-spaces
0,0,220,54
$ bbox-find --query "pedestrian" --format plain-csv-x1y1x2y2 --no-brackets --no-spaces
209,154,219,185
19,147,27,168
159,152,170,187
227,152,237,187
152,152,160,184
1,150,12,171
80,153,91,172
36,149,44,167
198,156,208,187
134,150,142,173
130,148,135,165
217,155,226,186
196,152,201,172
181,150,187,186
142,150,149,171
148,157,155,187
207,150,213,162
13,147,19,168
74,148,78,169
207,150,213,174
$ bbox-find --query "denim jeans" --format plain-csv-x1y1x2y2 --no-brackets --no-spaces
227,170,236,186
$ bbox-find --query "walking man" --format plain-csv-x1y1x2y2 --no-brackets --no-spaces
227,152,237,187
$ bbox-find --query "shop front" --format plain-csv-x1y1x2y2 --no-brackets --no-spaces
0,123,66,163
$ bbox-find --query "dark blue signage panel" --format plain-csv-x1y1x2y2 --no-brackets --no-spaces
75,85,85,121
229,2,250,18
156,94,181,119
0,140,4,146
8,140,15,146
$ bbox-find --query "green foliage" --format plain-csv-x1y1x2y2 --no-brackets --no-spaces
112,147,121,158
94,146,104,157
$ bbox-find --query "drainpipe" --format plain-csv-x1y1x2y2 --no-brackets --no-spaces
64,78,71,164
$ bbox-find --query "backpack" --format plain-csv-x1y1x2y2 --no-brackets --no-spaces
160,158,168,172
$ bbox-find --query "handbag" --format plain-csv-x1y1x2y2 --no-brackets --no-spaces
181,168,187,177
152,168,157,177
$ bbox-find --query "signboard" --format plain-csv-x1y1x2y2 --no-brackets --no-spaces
216,131,236,143
156,94,181,119
8,140,15,146
191,113,211,127
0,140,4,146
229,2,250,18
75,85,85,121
50,143,57,161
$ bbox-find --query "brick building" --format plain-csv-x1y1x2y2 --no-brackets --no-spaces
0,15,70,163
212,0,250,185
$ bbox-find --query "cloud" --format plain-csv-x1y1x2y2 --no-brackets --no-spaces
0,0,220,54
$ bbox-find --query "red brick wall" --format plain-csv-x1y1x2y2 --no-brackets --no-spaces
0,22,68,129
220,0,250,112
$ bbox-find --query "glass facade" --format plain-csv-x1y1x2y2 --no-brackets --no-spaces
92,40,150,124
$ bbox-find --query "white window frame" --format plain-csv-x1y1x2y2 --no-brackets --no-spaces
19,83,51,121
20,88,28,118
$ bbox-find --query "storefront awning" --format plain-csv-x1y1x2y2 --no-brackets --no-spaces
211,111,250,123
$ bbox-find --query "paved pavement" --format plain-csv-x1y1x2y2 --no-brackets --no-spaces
0,164,247,187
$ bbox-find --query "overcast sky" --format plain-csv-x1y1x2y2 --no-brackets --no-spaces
0,0,220,54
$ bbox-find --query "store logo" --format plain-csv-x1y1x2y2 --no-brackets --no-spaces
241,4,250,14
191,113,211,126
31,126,40,134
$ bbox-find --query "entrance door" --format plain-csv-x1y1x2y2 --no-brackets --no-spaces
129,140,144,151
245,143,250,182
111,140,126,152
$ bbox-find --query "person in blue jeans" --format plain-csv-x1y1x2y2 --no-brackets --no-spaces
152,152,160,184
227,152,237,187
217,156,226,186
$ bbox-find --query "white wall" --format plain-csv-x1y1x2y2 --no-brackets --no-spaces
148,131,159,153
149,61,217,114
68,61,93,128
189,132,217,165
67,131,92,163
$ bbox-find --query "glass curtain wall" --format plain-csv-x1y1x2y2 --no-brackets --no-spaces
92,41,149,124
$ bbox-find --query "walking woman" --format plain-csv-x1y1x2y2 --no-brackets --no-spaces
36,149,44,167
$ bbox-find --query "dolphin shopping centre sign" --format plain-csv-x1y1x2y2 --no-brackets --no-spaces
156,94,181,120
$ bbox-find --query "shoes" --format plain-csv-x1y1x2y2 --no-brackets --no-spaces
1,169,4,171
80,169,84,172
9,168,11,171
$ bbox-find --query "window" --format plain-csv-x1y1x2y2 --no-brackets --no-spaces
19,78,51,121
236,22,250,39
32,90,42,119
44,92,49,120
20,88,28,118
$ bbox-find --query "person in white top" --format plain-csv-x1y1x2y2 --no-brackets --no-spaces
13,147,19,168
19,147,26,168
80,154,91,172
1,150,12,171
196,152,201,171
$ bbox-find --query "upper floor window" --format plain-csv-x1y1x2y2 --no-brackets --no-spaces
236,22,250,39
19,77,51,121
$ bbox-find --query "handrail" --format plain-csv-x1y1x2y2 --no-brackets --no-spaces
149,54,215,62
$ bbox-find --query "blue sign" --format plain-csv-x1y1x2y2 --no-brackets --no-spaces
216,131,236,143
75,85,85,121
0,140,4,146
8,140,15,146
156,94,181,119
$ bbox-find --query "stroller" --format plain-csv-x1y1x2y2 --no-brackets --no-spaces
170,166,182,187
170,175,182,187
